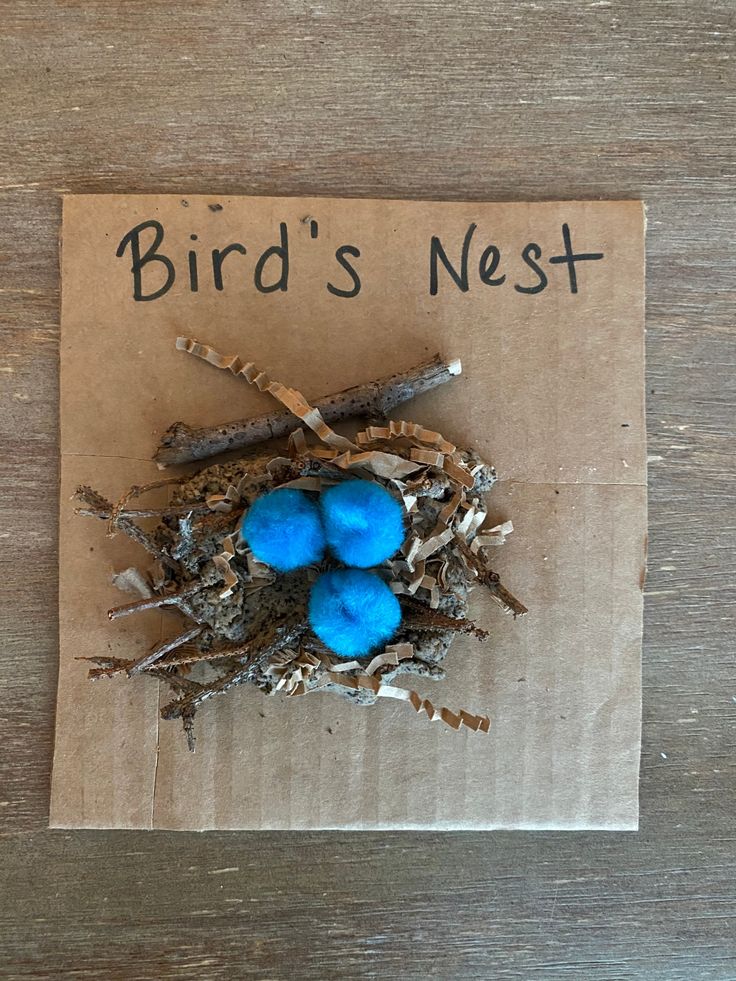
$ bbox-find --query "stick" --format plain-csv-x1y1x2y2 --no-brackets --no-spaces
156,639,263,670
75,486,181,574
108,581,205,621
107,476,186,536
82,655,206,692
77,503,212,520
154,354,462,467
116,518,181,574
399,596,490,639
81,655,133,679
456,541,529,618
160,621,306,719
160,662,252,720
82,638,254,677
127,625,204,676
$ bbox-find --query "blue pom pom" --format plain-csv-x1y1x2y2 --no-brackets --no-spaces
240,488,325,572
320,480,405,568
309,569,401,657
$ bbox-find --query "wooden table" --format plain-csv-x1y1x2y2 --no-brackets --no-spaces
1,3,734,978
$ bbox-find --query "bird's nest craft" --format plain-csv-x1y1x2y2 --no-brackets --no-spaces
76,337,527,750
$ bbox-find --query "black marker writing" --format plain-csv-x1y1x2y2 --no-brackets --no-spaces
115,217,605,302
548,222,604,294
478,244,505,286
327,245,361,298
429,223,476,295
254,222,289,293
116,220,175,302
212,243,246,291
188,234,199,293
514,243,547,295
429,222,604,296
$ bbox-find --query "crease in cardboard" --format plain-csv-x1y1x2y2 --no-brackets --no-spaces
149,619,165,830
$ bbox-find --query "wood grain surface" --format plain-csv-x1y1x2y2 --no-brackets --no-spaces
0,2,734,978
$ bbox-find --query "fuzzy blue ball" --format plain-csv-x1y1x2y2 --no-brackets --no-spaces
308,569,401,658
240,488,325,572
320,480,405,568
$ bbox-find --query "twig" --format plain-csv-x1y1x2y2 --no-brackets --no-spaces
156,639,264,670
127,625,204,676
486,578,529,618
456,541,528,618
74,485,112,512
182,711,196,752
81,654,207,691
77,503,212,520
160,621,306,720
108,581,206,621
75,485,181,573
399,596,490,639
160,661,252,720
154,354,462,467
107,476,187,536
81,655,133,679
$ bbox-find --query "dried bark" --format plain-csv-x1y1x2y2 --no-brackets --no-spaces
154,354,461,467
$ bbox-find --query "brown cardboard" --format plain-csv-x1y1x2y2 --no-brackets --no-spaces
51,195,646,830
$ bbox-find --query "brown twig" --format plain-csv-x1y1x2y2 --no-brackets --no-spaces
127,625,204,676
399,596,490,639
156,639,263,670
77,503,212,520
182,712,196,752
74,485,112,512
81,639,249,678
160,661,253,720
456,541,529,618
75,485,181,573
81,655,133,679
154,354,462,467
108,581,206,621
81,655,207,695
160,621,306,720
107,476,187,536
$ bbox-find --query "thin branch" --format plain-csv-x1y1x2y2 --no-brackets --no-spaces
156,638,263,670
81,655,207,694
75,485,181,573
456,541,529,618
127,625,204,676
108,581,206,621
81,638,254,678
182,712,196,752
160,661,253,720
81,654,133,679
116,517,181,574
107,476,187,536
75,485,113,512
399,596,490,639
154,354,462,467
160,622,306,720
77,502,212,520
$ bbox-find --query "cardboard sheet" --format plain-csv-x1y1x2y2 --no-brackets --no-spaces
51,195,646,830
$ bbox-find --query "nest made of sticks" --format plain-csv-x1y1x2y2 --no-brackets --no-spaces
76,338,527,750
